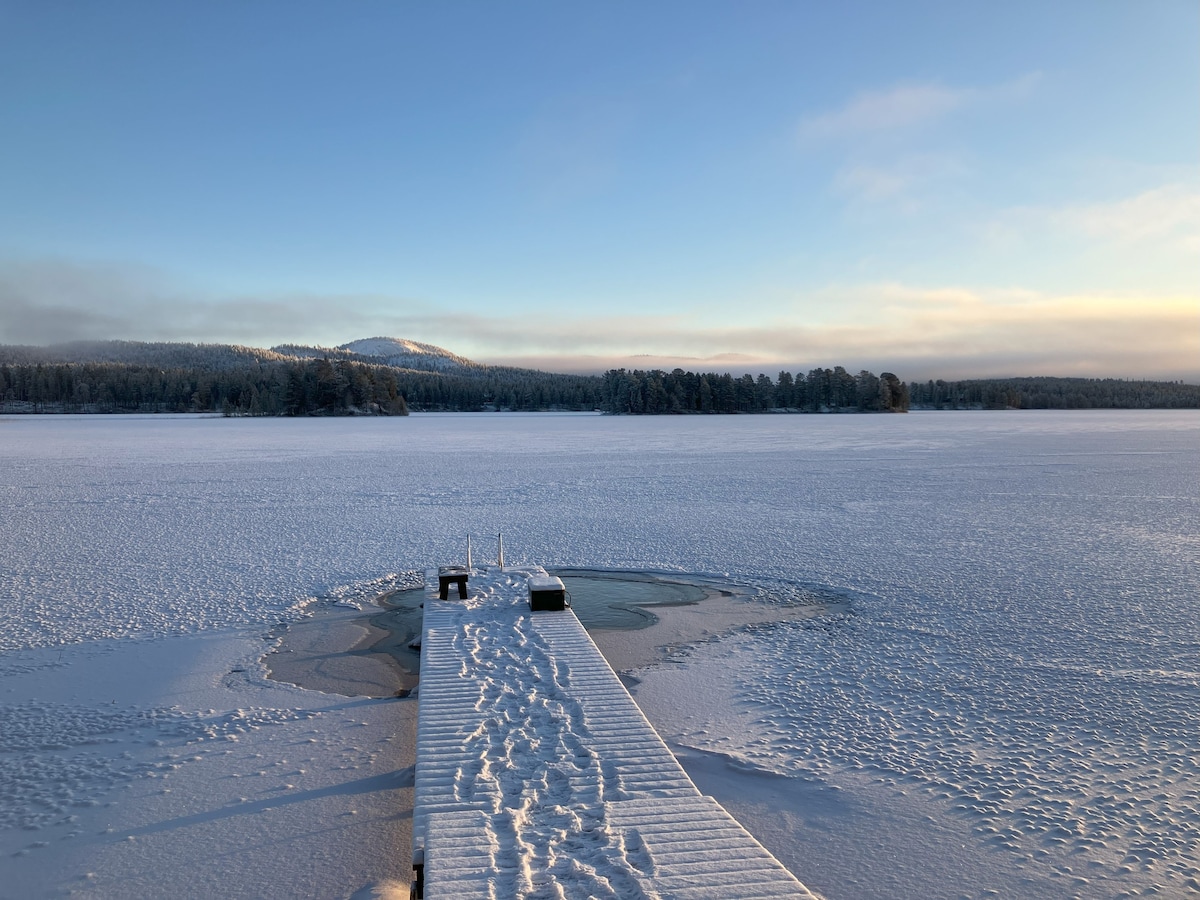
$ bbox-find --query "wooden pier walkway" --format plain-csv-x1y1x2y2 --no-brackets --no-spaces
411,566,817,899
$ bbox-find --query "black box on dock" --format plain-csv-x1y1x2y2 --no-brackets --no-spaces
528,575,567,611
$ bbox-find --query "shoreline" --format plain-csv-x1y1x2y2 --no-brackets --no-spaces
588,582,840,673
265,592,423,699
265,571,839,699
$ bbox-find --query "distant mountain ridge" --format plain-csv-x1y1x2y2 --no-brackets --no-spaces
0,336,492,376
270,336,480,374
0,336,605,415
0,339,290,370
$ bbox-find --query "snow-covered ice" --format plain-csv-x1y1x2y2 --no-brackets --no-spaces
1,410,1198,898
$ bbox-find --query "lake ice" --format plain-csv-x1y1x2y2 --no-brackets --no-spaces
1,411,1197,899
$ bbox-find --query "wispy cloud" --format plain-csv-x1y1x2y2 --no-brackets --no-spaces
1049,183,1200,250
833,154,970,210
800,83,970,141
471,283,1199,382
798,72,1040,142
985,183,1200,256
823,282,1200,380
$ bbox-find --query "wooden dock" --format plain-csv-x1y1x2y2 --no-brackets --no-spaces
411,566,817,899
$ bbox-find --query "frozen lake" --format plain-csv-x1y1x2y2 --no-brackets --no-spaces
2,410,1198,898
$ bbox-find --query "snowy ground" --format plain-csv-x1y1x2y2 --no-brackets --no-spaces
0,593,418,900
1,411,1198,899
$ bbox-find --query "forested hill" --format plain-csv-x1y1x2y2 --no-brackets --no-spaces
0,340,291,370
0,338,603,415
909,377,1200,409
270,337,482,374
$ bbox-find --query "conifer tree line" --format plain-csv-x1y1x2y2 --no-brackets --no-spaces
908,377,1200,409
0,359,407,415
3,351,1197,416
0,358,605,415
601,367,910,413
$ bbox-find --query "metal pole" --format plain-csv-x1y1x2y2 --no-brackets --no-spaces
466,534,472,571
498,532,504,570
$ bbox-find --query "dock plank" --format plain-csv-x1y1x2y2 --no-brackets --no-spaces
413,567,816,899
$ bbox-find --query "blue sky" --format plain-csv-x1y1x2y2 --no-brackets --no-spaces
2,1,1197,380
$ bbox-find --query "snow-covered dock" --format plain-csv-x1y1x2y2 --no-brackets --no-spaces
412,566,816,899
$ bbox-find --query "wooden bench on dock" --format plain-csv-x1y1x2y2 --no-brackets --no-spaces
434,565,469,600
